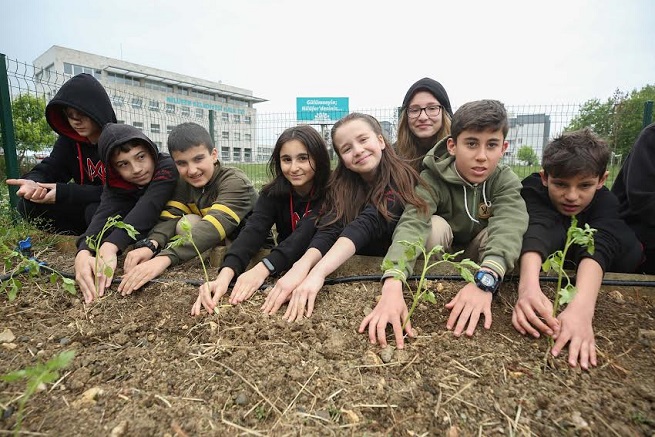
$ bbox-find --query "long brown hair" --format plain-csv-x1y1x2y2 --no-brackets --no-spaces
323,113,428,226
396,109,452,173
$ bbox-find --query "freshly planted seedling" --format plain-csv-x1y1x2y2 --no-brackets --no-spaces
1,350,75,436
541,216,596,360
382,240,480,330
541,216,596,316
85,215,138,298
1,239,76,300
166,216,215,313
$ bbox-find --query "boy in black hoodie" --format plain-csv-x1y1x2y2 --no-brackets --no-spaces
74,123,177,304
611,122,655,274
513,128,642,369
6,73,116,234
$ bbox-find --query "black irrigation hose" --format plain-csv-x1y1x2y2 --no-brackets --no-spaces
3,265,655,288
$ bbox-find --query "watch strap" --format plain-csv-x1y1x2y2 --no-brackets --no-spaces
261,257,275,274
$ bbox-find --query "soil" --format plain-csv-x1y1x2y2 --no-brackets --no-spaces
1,248,655,436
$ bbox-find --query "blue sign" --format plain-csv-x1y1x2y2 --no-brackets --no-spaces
296,97,349,122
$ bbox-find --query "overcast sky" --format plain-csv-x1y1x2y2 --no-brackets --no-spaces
2,0,654,113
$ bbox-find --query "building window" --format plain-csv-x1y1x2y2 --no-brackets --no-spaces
222,131,229,140
145,79,173,93
244,148,252,162
195,108,204,118
232,114,241,123
112,95,124,106
63,62,101,79
181,106,190,117
133,121,144,131
234,132,241,141
176,86,189,96
221,147,229,161
167,125,175,134
151,123,161,134
117,120,125,124
233,147,241,161
244,115,252,124
148,100,160,111
155,141,162,150
221,112,229,123
107,71,140,87
244,133,252,141
131,98,143,109
166,103,176,114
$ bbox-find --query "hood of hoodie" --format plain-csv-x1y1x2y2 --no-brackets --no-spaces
45,73,117,143
401,77,453,117
98,123,160,189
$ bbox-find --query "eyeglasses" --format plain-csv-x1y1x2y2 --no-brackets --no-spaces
407,105,443,119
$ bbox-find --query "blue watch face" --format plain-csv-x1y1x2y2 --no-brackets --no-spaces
479,273,495,287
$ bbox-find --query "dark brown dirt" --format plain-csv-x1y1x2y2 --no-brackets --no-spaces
1,249,654,436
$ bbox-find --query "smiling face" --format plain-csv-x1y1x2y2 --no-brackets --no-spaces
279,139,316,196
64,107,101,143
407,91,444,142
447,128,508,184
171,144,218,188
110,143,156,186
332,119,385,183
540,170,607,216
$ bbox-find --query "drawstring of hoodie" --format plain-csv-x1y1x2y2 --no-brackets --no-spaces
455,166,491,224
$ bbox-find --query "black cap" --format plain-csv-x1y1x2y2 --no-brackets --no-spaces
401,77,452,117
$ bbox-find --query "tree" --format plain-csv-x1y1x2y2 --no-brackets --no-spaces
0,94,55,168
566,84,655,157
517,145,538,166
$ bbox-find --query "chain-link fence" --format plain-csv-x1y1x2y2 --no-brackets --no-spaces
2,54,651,199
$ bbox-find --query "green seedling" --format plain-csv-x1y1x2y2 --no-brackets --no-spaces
1,242,76,300
541,215,596,357
1,350,75,436
85,215,138,298
541,216,596,315
166,217,216,314
382,240,480,330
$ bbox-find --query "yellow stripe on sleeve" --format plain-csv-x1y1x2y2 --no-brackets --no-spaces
203,214,226,240
167,201,192,215
160,211,181,219
210,204,241,224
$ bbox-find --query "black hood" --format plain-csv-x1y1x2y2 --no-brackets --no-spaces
401,77,453,117
45,73,117,143
98,123,160,188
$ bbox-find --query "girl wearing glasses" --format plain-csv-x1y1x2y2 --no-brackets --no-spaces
261,113,428,321
396,77,453,173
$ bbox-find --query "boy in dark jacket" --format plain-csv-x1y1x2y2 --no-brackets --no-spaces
74,123,177,303
611,122,655,274
6,73,116,234
117,122,258,295
513,128,642,369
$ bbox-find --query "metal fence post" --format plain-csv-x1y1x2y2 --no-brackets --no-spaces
643,100,654,128
0,53,20,210
209,109,216,146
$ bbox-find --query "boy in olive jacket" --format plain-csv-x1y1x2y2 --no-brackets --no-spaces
118,123,258,295
360,100,528,348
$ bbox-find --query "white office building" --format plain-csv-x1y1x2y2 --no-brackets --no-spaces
33,45,267,162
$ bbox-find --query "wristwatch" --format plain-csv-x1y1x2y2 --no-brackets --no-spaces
134,238,160,255
474,269,500,294
261,257,276,274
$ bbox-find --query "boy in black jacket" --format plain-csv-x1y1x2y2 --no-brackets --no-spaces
611,122,655,274
74,123,177,303
6,73,116,234
513,128,642,369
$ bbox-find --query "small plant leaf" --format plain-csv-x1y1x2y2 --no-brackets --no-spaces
50,272,58,284
558,283,577,306
103,265,114,278
541,257,551,273
381,258,393,272
62,278,77,295
424,291,436,304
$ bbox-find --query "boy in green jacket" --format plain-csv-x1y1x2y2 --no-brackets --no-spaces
117,122,258,294
360,100,528,348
